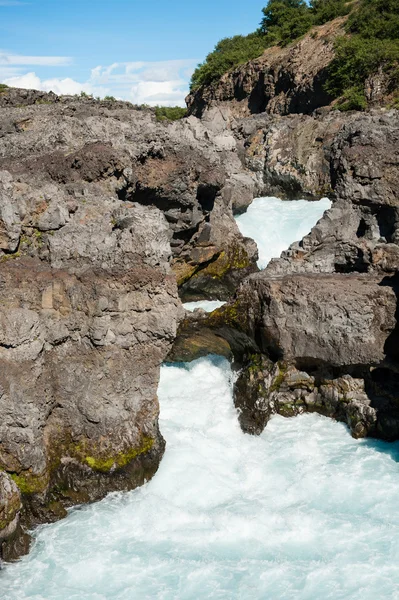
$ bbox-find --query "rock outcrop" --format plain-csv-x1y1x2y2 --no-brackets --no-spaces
187,18,346,119
0,178,180,559
0,86,264,557
0,89,259,302
265,111,399,275
230,110,399,440
234,357,391,440
0,91,193,558
241,273,396,368
0,68,398,557
168,108,399,442
0,473,22,554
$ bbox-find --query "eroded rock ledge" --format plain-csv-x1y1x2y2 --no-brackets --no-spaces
186,18,346,119
0,83,398,559
169,110,399,442
0,197,180,559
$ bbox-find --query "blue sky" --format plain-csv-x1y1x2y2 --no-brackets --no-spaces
0,0,264,104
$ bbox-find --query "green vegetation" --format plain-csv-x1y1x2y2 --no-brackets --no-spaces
190,0,350,90
0,250,21,263
83,436,154,473
347,0,399,40
154,105,187,121
0,83,9,92
11,470,49,495
103,95,117,102
270,361,289,392
190,0,399,111
325,0,399,109
259,0,314,46
311,0,349,25
190,33,269,90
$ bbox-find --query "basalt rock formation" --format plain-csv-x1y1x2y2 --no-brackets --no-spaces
0,88,259,302
233,111,399,441
0,172,180,560
241,111,399,440
0,59,398,558
0,87,262,558
169,108,399,441
187,18,346,119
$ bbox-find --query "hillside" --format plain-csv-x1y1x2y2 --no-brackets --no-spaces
187,0,399,117
187,17,346,117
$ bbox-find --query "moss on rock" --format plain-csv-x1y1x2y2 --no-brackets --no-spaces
10,470,49,495
206,299,248,331
270,361,289,392
173,242,254,295
172,261,199,287
168,329,232,363
190,244,251,283
82,436,155,473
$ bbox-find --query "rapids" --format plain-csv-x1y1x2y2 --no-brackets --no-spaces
235,196,332,269
2,196,398,600
2,356,399,599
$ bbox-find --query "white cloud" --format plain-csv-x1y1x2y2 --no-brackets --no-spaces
90,59,197,106
130,81,188,106
0,52,71,66
2,72,97,96
1,58,198,106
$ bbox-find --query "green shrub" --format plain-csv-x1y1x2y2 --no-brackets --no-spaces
335,85,368,110
189,0,352,90
325,0,399,109
0,83,9,92
326,36,399,96
259,0,313,46
190,33,268,90
311,0,350,25
189,0,399,109
347,0,399,40
104,95,116,102
391,90,399,107
154,106,187,121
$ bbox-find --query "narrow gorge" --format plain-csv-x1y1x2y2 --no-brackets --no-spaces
0,3,399,596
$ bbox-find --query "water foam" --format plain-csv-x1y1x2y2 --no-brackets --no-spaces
235,196,332,268
183,300,226,312
2,356,399,599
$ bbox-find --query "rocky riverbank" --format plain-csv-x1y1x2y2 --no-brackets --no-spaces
170,109,399,442
0,77,398,559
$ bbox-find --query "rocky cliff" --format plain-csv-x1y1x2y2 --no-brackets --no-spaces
235,110,399,439
0,87,262,558
171,108,399,441
0,69,398,558
0,93,184,559
187,18,346,119
0,89,259,302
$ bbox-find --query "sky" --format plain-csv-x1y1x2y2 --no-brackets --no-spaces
0,0,264,105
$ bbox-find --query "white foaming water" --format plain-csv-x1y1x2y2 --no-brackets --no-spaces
183,300,226,312
2,356,399,600
235,196,332,269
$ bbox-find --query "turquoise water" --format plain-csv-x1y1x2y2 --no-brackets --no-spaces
235,196,331,269
2,356,399,600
